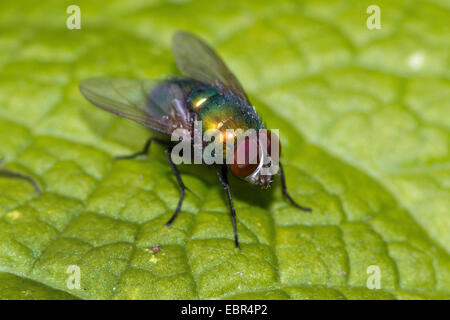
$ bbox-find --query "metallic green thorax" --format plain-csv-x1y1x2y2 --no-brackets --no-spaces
189,86,264,133
154,78,264,137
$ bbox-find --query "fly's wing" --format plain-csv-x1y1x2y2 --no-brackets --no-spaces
79,77,192,135
172,31,250,104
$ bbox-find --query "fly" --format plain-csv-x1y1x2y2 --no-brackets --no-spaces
79,31,311,248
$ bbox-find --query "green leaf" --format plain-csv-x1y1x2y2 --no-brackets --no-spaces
0,0,449,300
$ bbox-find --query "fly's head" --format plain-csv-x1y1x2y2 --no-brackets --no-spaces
229,130,280,189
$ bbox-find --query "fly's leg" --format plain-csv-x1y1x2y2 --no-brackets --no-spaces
217,165,240,249
0,167,41,195
115,138,187,227
164,147,186,226
279,162,311,212
115,137,168,160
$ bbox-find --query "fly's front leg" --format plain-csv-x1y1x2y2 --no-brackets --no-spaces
217,165,240,249
164,147,186,226
115,137,168,160
279,162,311,212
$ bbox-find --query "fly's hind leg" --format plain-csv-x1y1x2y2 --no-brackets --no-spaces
0,164,41,195
115,137,168,160
164,147,186,226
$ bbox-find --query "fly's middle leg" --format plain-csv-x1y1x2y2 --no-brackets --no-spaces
115,137,168,160
115,138,188,229
164,147,186,227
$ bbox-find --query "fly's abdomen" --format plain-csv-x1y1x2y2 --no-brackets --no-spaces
147,78,199,117
145,77,203,134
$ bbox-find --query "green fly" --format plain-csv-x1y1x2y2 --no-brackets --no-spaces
80,31,311,248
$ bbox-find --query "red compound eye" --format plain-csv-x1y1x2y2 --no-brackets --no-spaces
230,137,260,178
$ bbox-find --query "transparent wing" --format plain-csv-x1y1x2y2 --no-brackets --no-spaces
79,77,192,135
172,31,250,104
